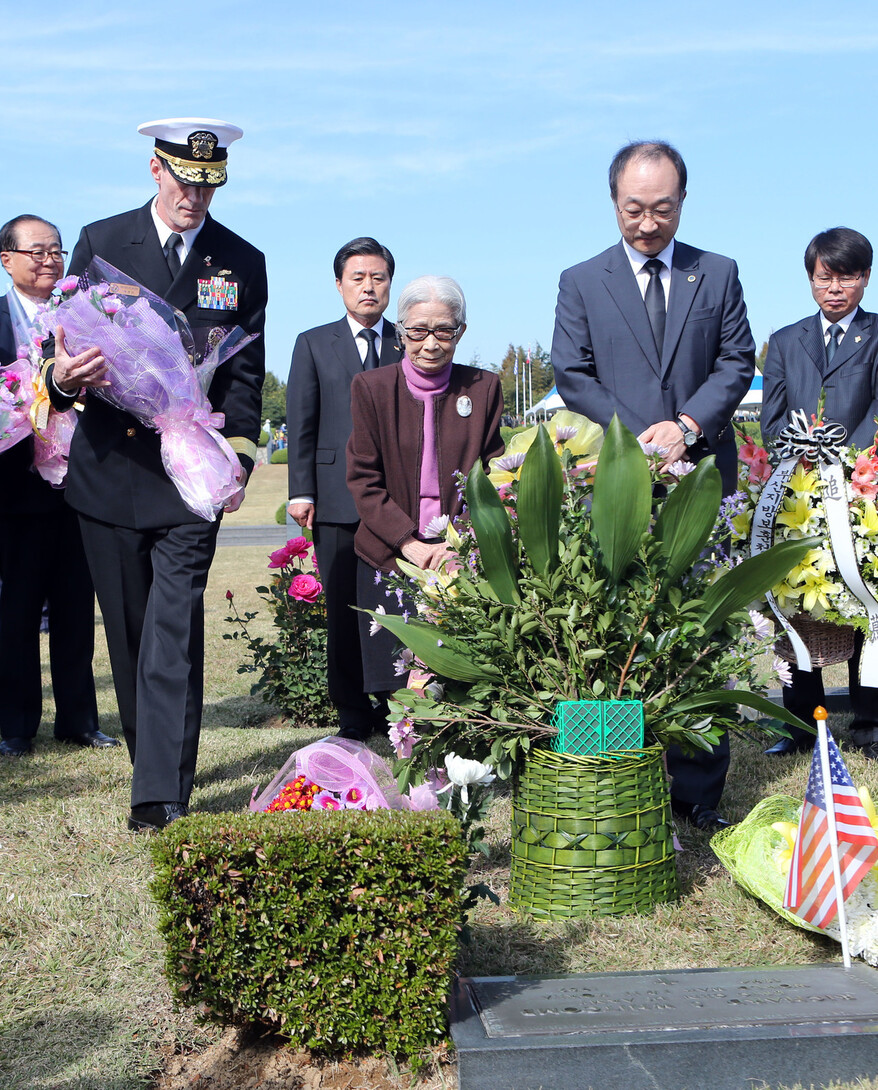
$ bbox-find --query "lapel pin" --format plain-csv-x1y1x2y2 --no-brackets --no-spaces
856,336,862,343
457,395,472,418
203,256,212,266
687,275,697,282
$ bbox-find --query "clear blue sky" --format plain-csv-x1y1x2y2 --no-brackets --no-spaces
4,1,878,381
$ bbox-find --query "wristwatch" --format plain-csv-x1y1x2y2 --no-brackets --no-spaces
675,417,699,448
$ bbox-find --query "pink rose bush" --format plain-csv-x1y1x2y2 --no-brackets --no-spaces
268,536,311,568
288,573,323,602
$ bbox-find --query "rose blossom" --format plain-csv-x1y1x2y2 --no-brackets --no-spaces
268,536,311,568
288,573,322,602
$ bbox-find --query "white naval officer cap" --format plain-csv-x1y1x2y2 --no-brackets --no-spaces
137,117,244,188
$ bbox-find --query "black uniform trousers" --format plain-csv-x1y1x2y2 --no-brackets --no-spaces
78,514,219,806
312,521,385,733
781,631,878,746
0,504,99,741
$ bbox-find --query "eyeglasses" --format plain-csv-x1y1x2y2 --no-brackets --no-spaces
811,274,863,290
401,325,461,342
6,248,68,263
616,205,681,224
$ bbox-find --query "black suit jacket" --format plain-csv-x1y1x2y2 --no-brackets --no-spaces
761,308,878,448
0,294,67,515
286,316,402,523
62,200,267,528
552,240,755,493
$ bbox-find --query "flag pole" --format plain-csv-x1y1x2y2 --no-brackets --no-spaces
814,706,852,968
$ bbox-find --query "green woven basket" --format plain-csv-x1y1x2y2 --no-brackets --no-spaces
509,745,678,918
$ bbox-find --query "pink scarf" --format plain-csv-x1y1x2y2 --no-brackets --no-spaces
401,355,452,534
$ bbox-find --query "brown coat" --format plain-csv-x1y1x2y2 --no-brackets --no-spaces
346,362,504,572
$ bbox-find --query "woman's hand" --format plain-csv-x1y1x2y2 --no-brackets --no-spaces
400,538,454,571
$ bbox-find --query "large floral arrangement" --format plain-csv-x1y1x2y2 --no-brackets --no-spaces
369,414,817,789
721,421,878,630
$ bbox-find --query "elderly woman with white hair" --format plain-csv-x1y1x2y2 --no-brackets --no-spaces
346,274,505,698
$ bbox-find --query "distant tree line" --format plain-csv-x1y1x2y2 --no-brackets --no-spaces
494,343,555,415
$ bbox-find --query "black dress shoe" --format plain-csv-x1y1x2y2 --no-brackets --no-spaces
672,800,732,831
764,737,812,757
128,802,189,832
57,730,121,749
0,738,32,757
336,724,373,742
690,804,732,831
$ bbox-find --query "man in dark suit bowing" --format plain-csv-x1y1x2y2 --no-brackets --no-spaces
762,227,878,757
552,140,756,829
50,118,267,830
287,238,401,740
0,215,110,757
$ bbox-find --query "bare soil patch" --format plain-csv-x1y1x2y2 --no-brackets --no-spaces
153,1027,456,1089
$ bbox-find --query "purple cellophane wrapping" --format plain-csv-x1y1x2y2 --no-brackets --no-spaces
249,737,435,813
0,364,35,454
53,258,258,520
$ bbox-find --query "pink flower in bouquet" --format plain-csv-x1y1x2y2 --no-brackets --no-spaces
343,785,368,809
101,296,123,316
389,717,419,758
55,275,79,294
747,454,772,484
268,536,311,569
288,573,323,602
739,438,768,466
312,790,342,810
407,783,439,811
851,452,878,499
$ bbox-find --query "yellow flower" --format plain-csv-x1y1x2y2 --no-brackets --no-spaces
397,558,459,602
730,509,753,540
787,464,821,498
489,411,603,487
775,496,820,535
771,820,798,875
856,500,878,539
799,567,841,613
772,578,804,611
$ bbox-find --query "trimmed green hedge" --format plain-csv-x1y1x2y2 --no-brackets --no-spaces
271,448,288,464
150,810,467,1056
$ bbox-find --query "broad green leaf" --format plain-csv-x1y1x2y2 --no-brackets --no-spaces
466,459,521,604
698,537,822,636
517,425,562,575
364,610,486,682
673,687,815,736
591,415,652,581
654,457,723,585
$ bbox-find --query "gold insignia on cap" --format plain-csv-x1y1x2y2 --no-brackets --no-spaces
189,130,218,160
688,275,697,282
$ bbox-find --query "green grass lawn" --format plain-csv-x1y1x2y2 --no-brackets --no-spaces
2,463,878,1089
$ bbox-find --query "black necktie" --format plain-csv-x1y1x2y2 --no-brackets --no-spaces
643,258,666,354
826,323,842,368
164,232,183,277
359,328,380,370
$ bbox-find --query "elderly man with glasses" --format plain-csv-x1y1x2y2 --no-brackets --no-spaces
551,140,756,831
0,215,112,757
762,227,878,758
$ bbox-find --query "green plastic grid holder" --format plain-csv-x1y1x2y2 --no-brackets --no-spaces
549,699,644,756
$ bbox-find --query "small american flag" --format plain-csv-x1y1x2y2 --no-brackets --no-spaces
783,731,878,928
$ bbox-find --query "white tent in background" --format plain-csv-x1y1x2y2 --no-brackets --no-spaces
524,386,565,418
739,372,763,407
